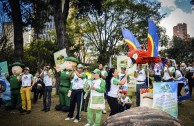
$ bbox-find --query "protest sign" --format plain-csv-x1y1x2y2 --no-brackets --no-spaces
54,48,67,72
0,61,8,75
140,88,153,107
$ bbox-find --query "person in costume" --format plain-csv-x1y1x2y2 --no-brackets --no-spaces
85,69,105,126
65,64,86,123
55,57,79,111
6,62,24,110
20,67,33,114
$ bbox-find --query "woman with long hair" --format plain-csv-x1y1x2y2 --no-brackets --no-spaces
106,68,127,116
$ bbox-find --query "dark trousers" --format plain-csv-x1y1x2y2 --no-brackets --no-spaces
119,103,131,112
43,86,52,109
34,89,43,103
154,75,161,82
67,89,83,120
82,92,89,112
189,83,194,97
178,83,184,97
107,95,119,116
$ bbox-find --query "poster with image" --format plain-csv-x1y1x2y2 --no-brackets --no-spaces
0,61,8,75
153,82,178,118
117,56,136,93
54,48,67,72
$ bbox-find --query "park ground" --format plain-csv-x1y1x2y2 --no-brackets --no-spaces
0,92,194,126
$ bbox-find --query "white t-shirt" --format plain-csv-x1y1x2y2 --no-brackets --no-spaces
136,69,146,84
163,67,175,81
154,69,161,76
43,71,52,86
22,74,33,87
120,96,131,103
119,73,128,87
71,73,85,90
107,77,119,98
175,70,184,83
91,79,105,96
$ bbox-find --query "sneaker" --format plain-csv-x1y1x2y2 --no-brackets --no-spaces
85,123,91,126
26,110,31,114
102,109,106,114
65,117,74,121
45,108,50,112
73,119,79,123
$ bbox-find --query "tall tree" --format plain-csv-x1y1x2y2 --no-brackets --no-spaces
50,0,102,56
8,0,23,62
76,0,165,63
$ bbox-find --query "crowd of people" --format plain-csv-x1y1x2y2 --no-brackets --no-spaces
0,59,194,126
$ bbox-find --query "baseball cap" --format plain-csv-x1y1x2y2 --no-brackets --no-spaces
77,64,84,68
92,69,101,74
121,90,127,95
24,67,30,71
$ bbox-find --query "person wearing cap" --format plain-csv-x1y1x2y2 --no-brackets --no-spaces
85,68,105,126
65,64,86,123
40,66,53,112
55,56,79,112
118,90,132,112
6,62,24,110
106,68,127,116
20,67,33,114
119,67,130,91
98,63,108,114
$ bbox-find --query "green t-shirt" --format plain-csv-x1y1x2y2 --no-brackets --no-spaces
9,75,21,89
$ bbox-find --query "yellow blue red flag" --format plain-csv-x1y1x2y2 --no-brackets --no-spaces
147,20,159,57
122,29,141,51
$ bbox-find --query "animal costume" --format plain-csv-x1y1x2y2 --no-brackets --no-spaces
55,57,79,112
7,62,24,110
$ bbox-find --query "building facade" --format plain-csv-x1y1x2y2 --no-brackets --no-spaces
173,23,190,41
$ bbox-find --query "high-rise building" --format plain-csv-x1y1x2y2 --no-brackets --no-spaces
173,23,190,40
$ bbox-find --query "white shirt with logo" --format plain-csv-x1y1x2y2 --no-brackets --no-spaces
71,73,84,90
22,74,33,87
136,69,146,84
43,71,52,86
120,96,131,103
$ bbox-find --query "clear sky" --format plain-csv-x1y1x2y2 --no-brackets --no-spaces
158,0,194,39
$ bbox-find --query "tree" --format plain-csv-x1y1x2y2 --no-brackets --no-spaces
163,37,194,64
50,0,102,56
75,0,165,63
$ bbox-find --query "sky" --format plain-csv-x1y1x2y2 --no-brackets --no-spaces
158,0,194,39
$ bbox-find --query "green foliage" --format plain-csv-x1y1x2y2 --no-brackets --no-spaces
163,37,194,64
72,0,166,64
23,34,58,74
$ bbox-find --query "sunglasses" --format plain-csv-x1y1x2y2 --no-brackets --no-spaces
78,67,83,69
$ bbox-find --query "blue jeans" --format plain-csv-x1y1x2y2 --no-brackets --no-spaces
43,86,52,109
136,83,147,106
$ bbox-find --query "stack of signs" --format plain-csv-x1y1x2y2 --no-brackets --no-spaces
152,82,178,118
140,88,153,107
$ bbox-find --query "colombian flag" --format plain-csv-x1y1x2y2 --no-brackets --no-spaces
122,29,141,51
147,20,159,57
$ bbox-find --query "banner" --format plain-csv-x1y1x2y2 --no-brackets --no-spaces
54,48,67,72
178,80,191,101
0,61,8,76
117,56,136,93
153,82,178,118
140,88,153,107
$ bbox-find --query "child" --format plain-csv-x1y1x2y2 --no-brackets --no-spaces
118,90,132,112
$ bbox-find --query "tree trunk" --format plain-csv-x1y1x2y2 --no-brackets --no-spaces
53,0,70,56
9,0,24,62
